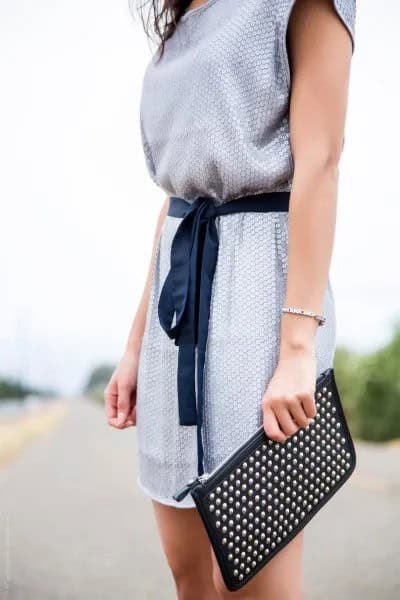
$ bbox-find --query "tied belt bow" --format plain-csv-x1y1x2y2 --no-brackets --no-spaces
158,192,290,476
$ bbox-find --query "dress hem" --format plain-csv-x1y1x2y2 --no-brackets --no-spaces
136,475,196,509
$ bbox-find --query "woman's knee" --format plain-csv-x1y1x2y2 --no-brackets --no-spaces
164,537,216,599
166,544,199,585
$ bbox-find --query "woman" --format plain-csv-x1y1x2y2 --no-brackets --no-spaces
105,0,356,597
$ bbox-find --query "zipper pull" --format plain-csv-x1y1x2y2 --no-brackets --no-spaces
173,473,209,502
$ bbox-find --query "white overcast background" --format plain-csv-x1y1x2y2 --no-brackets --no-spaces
1,1,399,394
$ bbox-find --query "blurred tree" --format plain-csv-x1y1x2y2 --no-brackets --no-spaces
0,378,53,401
84,364,115,403
334,324,400,442
0,378,29,400
353,326,400,441
333,346,364,429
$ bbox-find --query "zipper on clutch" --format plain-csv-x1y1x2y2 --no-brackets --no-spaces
173,473,210,502
174,427,266,502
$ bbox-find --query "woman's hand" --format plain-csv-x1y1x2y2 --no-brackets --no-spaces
262,347,317,442
103,198,168,430
104,350,140,429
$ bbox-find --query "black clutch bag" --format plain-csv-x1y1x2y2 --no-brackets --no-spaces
173,367,356,592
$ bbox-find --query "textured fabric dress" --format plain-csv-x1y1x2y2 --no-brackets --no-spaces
135,0,356,508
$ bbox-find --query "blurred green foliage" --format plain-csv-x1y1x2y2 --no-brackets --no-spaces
0,378,53,401
84,326,400,442
84,364,115,403
334,324,400,442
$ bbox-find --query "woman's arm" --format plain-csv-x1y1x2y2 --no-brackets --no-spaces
262,0,353,442
124,196,170,356
104,195,170,429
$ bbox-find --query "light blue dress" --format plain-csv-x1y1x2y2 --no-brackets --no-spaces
135,0,356,508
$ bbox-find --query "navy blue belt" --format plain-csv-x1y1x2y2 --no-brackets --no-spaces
158,191,290,476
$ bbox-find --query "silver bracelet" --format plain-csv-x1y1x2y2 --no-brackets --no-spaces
281,306,326,326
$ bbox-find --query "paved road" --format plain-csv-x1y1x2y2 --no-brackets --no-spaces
0,398,399,600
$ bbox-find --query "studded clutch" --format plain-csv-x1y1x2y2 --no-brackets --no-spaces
173,367,356,591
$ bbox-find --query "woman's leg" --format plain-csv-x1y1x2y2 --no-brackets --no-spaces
211,531,305,600
152,500,217,600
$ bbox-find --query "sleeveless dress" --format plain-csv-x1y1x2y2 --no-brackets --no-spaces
135,0,356,508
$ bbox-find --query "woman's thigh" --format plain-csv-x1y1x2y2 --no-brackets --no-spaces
151,500,216,599
211,530,305,600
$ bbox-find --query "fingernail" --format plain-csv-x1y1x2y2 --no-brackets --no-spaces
117,413,125,423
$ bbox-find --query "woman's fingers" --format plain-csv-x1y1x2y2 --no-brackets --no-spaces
115,382,132,427
300,392,317,419
262,394,316,442
103,353,139,429
287,397,312,428
105,381,133,429
273,404,299,437
262,406,286,442
262,351,317,442
123,403,137,428
104,377,118,421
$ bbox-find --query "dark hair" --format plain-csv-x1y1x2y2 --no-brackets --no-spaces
131,1,191,59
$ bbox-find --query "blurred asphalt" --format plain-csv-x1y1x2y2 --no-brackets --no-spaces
0,397,399,600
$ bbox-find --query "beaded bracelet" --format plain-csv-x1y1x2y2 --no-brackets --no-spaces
281,306,326,326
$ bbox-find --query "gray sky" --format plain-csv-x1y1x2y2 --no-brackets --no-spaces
1,0,399,394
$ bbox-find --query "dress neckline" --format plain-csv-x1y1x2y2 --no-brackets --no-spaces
181,0,220,21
